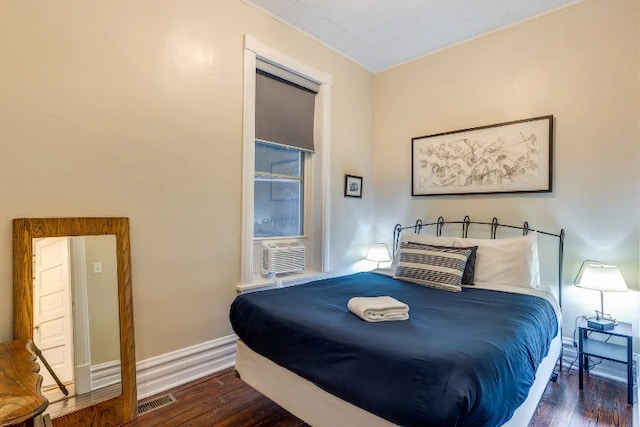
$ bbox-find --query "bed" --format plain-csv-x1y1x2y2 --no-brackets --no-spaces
230,217,565,427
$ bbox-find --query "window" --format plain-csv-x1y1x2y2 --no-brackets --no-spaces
240,36,332,289
254,142,304,238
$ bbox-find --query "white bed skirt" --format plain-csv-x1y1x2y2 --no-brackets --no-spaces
235,334,562,427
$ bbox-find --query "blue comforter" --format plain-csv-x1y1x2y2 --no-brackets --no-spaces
230,272,558,427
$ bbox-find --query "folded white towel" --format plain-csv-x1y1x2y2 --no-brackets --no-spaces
347,296,409,322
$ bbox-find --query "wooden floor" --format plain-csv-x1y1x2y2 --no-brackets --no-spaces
531,371,634,427
123,368,634,427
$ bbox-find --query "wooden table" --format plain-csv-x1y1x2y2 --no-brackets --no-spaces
0,340,48,427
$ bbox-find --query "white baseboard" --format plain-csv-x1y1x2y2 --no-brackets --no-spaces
136,334,237,399
562,337,638,386
91,360,122,390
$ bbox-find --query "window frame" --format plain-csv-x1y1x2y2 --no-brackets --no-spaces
240,35,332,289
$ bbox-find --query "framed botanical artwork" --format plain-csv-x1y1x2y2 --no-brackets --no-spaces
344,175,363,198
412,115,553,196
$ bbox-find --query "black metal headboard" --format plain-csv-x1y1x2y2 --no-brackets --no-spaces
392,216,565,308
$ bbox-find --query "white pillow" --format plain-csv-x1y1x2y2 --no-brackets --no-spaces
451,232,540,288
400,232,459,247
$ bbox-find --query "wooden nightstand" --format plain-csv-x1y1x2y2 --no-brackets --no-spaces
578,319,634,404
0,340,48,427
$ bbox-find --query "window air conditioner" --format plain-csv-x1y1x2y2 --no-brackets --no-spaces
261,241,306,276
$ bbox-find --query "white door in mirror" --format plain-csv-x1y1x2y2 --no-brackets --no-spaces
33,237,74,388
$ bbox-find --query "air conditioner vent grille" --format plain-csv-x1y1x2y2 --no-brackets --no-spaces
261,241,306,275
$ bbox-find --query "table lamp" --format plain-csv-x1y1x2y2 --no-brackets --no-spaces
366,243,392,269
574,260,628,331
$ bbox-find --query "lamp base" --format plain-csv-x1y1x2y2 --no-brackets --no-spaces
587,318,615,331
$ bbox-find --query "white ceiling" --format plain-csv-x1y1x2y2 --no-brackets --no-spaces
244,0,581,72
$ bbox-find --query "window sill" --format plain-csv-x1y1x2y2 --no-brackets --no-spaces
236,270,331,293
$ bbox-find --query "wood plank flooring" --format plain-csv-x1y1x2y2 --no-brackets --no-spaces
531,371,634,427
123,368,634,427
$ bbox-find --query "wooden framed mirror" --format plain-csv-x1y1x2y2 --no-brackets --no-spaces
13,217,136,426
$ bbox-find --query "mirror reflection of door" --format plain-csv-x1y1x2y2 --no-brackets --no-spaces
33,235,121,405
33,237,74,393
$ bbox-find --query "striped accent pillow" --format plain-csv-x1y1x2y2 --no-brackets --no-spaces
394,242,473,292
424,244,478,286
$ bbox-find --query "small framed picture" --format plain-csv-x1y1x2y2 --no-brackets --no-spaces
344,175,363,198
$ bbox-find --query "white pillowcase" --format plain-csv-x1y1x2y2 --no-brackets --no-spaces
392,231,540,288
451,232,540,288
400,231,459,247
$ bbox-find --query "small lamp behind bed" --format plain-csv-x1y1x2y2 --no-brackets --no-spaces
574,260,628,331
367,243,392,269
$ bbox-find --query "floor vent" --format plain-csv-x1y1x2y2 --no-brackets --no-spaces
137,393,177,416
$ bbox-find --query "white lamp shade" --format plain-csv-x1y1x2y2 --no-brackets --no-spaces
575,264,628,292
366,243,391,263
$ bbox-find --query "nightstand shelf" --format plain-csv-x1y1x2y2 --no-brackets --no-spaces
578,319,633,404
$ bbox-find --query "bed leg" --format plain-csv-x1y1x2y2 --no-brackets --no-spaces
559,348,563,372
549,354,562,383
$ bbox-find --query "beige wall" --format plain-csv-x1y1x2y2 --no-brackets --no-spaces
0,0,374,360
374,0,640,346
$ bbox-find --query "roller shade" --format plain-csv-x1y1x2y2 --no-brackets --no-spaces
256,67,318,152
